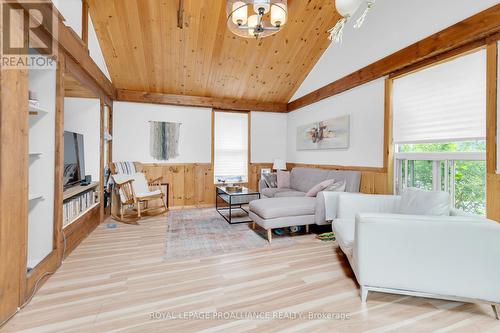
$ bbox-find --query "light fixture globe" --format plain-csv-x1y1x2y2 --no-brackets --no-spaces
226,0,288,39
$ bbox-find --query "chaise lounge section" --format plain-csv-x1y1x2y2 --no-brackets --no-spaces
250,167,361,242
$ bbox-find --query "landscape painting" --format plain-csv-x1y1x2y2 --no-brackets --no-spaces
296,115,350,150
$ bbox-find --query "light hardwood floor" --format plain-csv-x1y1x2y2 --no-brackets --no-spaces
4,213,500,333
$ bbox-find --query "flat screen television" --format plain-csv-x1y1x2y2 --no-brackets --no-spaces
63,131,85,188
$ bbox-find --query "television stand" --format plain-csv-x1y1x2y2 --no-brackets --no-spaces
63,181,99,201
63,182,100,228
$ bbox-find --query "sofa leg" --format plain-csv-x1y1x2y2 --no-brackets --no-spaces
267,229,272,244
492,304,499,320
360,286,369,303
252,222,256,230
305,225,309,233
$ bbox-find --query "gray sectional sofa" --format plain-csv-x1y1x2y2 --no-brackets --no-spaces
250,167,361,242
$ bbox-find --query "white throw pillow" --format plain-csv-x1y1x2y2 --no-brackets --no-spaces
325,180,346,192
399,187,450,216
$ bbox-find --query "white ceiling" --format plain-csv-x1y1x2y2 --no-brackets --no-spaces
291,0,499,102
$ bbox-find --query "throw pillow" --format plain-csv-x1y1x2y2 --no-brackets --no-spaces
261,173,277,188
277,170,291,188
325,180,346,192
399,187,450,216
305,179,336,197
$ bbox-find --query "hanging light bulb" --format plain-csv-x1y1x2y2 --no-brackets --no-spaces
335,0,363,17
253,0,270,14
231,1,248,25
271,3,287,27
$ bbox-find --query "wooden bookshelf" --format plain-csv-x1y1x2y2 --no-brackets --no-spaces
63,181,99,201
63,182,100,228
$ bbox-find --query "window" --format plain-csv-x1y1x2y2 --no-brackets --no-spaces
395,142,486,215
214,111,248,183
393,49,486,144
392,50,487,215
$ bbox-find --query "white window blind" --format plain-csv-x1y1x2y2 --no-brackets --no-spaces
214,112,248,183
393,49,486,144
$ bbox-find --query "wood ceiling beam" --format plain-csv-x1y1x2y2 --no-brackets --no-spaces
13,1,115,100
116,90,288,113
287,4,500,112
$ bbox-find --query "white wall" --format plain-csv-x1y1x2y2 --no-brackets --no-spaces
113,102,212,163
53,0,82,38
28,65,56,268
287,79,385,168
52,0,111,80
292,0,498,101
64,98,101,180
88,15,111,80
250,112,287,163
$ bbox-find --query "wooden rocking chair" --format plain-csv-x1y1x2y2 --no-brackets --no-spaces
112,172,168,223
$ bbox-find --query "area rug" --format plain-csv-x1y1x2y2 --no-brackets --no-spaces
165,208,296,260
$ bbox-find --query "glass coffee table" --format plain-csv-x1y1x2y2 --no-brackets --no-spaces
216,186,260,224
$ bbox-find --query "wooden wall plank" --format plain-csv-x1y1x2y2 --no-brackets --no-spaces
0,37,29,322
384,78,394,194
53,53,65,259
138,163,218,208
486,42,499,222
99,101,105,222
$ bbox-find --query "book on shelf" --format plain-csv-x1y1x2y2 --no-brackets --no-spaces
29,99,40,108
63,190,96,226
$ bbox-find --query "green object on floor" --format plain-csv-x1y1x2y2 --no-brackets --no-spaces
274,228,285,236
317,232,335,241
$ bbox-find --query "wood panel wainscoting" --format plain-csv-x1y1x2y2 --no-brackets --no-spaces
136,162,390,210
137,163,276,209
487,174,500,222
286,163,391,195
250,163,390,195
139,163,216,208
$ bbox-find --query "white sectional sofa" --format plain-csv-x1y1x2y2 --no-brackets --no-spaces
330,192,500,320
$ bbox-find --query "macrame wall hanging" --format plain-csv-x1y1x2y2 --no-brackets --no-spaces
328,0,375,43
149,121,181,161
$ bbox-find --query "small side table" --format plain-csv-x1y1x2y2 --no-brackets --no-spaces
216,186,260,224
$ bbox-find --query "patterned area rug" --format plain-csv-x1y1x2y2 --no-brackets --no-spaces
165,208,296,260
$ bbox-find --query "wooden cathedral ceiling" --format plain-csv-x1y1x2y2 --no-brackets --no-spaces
87,0,339,104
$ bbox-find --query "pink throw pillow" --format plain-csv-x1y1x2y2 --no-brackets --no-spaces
306,179,336,197
277,170,290,188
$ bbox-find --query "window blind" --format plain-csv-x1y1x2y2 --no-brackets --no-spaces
393,49,486,144
214,112,248,183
